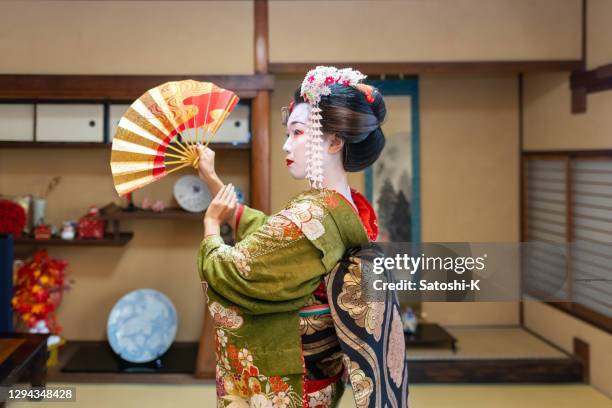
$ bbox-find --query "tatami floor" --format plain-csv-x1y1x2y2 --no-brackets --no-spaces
6,383,611,408
407,326,567,360
7,327,609,407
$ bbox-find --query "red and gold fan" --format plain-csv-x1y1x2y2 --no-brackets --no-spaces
110,80,239,196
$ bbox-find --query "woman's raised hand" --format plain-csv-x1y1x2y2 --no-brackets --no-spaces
204,183,237,227
196,144,216,183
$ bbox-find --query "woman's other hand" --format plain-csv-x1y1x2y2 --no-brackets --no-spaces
204,184,237,236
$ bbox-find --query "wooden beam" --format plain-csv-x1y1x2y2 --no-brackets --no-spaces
269,60,583,75
0,74,274,101
571,63,612,94
523,150,612,158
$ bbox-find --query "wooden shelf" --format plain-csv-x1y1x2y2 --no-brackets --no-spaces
0,141,251,150
14,232,133,247
100,204,234,244
101,203,203,220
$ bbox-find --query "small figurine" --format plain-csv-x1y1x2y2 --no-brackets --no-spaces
140,197,153,210
34,224,52,240
151,200,165,212
141,197,165,212
60,221,76,240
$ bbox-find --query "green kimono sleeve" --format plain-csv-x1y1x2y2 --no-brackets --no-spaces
198,213,326,315
234,204,268,242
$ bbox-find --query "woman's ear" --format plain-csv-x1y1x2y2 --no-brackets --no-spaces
328,135,344,155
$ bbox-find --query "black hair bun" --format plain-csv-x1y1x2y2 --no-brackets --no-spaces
344,127,385,172
343,87,386,171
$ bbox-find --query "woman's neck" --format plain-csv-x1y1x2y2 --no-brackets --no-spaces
321,158,355,208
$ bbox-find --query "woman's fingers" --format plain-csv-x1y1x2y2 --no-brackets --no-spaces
228,194,237,210
218,183,234,204
213,184,228,203
200,145,214,158
223,185,236,205
211,184,236,212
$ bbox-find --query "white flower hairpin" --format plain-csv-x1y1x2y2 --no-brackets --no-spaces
298,66,370,189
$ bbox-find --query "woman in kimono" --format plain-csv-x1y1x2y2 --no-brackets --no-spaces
196,66,409,408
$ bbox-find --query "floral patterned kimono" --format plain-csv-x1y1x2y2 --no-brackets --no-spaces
198,188,409,408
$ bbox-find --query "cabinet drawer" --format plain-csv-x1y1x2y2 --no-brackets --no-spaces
212,104,250,144
108,104,131,142
36,104,104,142
0,104,35,141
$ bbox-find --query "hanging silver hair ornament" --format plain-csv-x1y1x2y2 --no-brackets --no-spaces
300,66,368,189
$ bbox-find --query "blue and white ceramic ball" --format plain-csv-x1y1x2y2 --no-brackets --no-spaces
107,289,177,363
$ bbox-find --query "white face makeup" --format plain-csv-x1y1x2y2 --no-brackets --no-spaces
282,103,310,180
282,102,340,182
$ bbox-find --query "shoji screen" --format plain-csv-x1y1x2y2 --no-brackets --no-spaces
523,155,612,323
524,158,569,300
570,159,612,317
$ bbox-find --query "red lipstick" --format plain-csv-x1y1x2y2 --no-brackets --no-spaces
286,159,294,166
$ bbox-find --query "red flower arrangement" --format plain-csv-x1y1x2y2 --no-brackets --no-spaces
11,250,70,334
0,199,26,238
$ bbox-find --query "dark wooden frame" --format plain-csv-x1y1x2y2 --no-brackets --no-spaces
521,151,612,334
573,337,590,383
0,141,249,150
0,333,49,408
568,0,612,113
270,61,582,75
0,74,273,101
570,63,612,113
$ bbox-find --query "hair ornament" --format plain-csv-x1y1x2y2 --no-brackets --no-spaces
355,83,375,104
299,66,368,189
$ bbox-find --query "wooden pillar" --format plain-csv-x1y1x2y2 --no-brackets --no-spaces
251,0,271,213
251,91,270,212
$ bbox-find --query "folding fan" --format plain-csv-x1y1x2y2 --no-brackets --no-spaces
110,80,239,196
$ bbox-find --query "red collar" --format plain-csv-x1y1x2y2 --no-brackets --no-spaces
335,188,378,241
351,189,378,241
